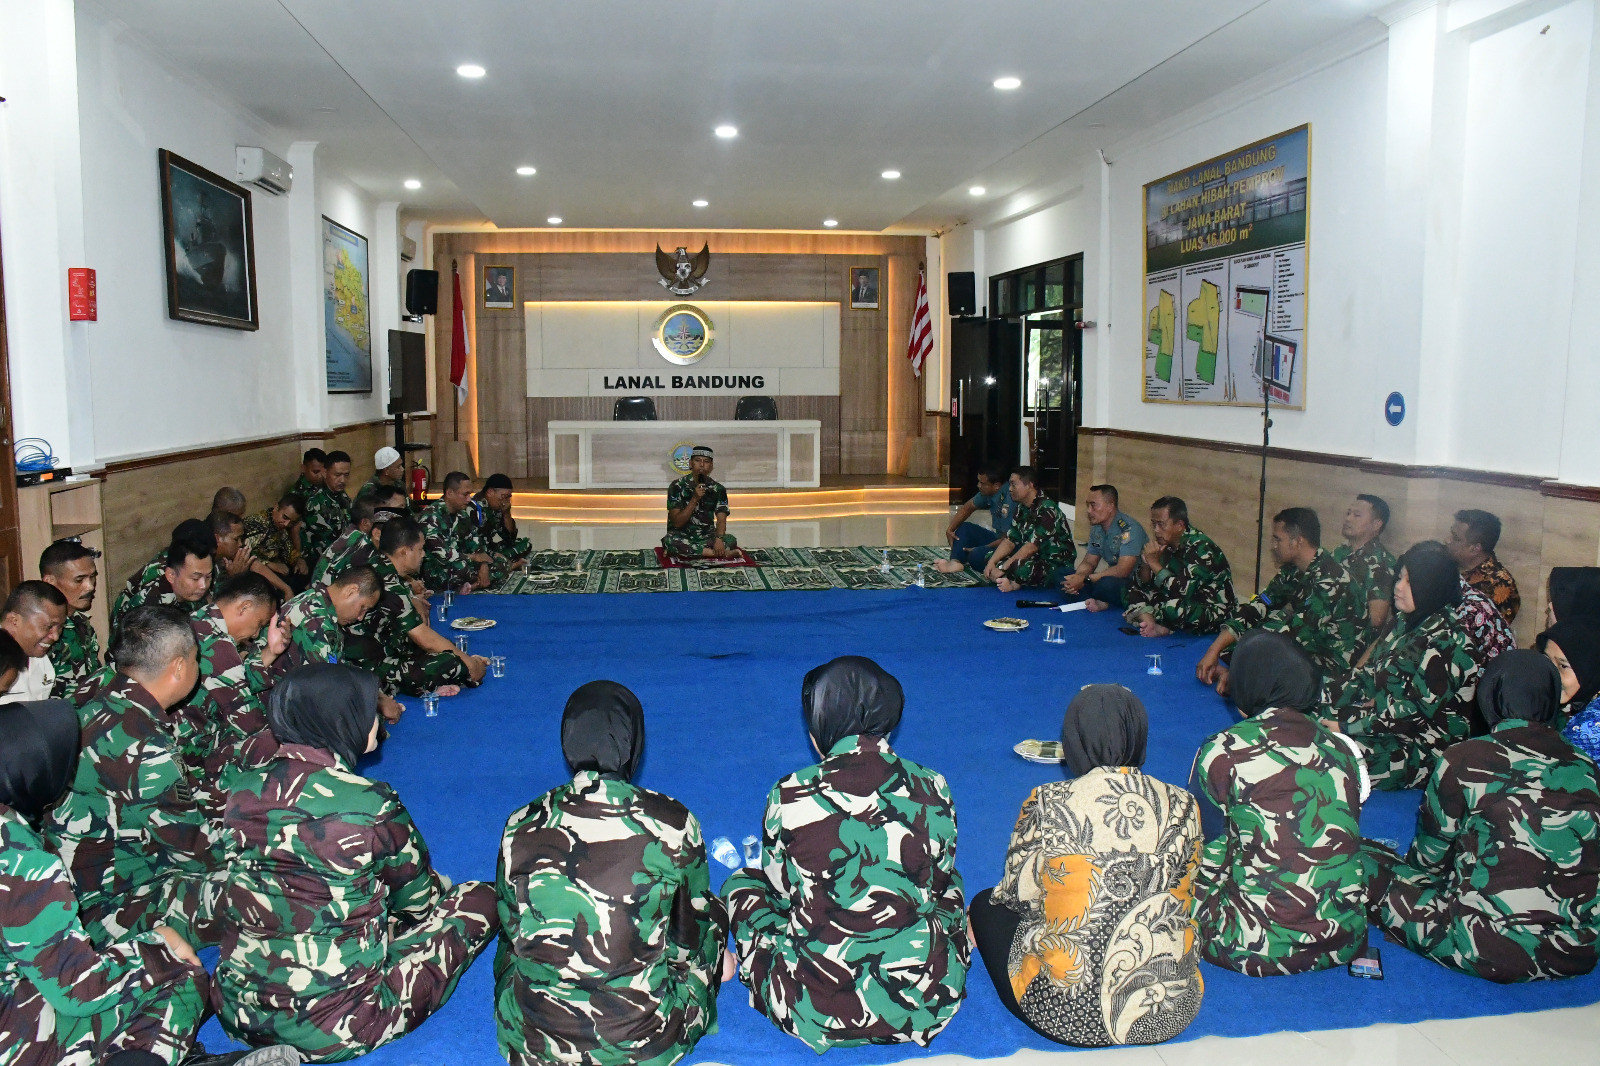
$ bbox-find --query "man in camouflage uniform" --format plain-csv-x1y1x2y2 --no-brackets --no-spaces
1192,632,1370,975
1197,507,1365,693
1367,651,1600,982
42,606,223,949
311,492,399,588
1448,508,1520,624
1333,493,1397,643
663,446,738,559
723,657,967,1052
984,466,1075,592
496,680,725,1066
40,539,102,700
476,473,533,583
214,665,498,1060
292,447,326,501
110,520,216,627
1123,495,1237,636
345,518,485,697
299,449,354,562
419,470,493,592
274,566,381,673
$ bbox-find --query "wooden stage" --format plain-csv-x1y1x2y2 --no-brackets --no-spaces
506,475,950,524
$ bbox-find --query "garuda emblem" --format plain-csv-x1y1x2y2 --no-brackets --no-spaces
655,243,711,296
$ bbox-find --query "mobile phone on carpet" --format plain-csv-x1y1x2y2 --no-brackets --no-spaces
1347,949,1384,980
1016,600,1060,609
1118,625,1140,636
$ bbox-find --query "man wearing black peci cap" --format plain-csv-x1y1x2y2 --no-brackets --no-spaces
663,446,738,560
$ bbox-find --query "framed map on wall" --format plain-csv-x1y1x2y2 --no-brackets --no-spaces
322,216,372,393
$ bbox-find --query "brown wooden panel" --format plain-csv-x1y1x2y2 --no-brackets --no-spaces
436,231,924,257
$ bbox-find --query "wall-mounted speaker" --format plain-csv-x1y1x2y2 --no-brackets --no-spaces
405,269,439,316
388,330,428,414
948,271,976,317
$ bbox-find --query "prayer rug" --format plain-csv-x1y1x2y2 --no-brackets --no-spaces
654,546,761,568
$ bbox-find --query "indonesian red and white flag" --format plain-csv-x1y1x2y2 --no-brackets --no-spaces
906,268,932,378
449,265,470,405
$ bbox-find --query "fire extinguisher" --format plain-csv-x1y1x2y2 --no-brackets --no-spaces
410,464,429,505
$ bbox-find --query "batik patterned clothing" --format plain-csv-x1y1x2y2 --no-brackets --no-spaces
1224,551,1366,676
1458,581,1515,668
722,734,968,1052
1002,497,1077,587
172,607,275,816
242,510,298,569
0,805,208,1066
41,675,222,949
1464,554,1520,624
344,555,470,696
988,768,1202,1046
1192,707,1369,975
311,526,375,589
1327,610,1480,790
1122,527,1236,634
1332,538,1397,642
48,612,101,701
419,500,479,591
274,587,347,675
1367,721,1600,982
495,770,726,1066
661,475,736,557
300,488,352,562
215,743,498,1062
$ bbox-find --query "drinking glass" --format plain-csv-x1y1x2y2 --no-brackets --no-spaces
491,655,506,678
423,693,439,718
454,634,470,654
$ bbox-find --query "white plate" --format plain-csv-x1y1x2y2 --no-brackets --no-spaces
449,617,497,631
984,617,1029,631
1014,740,1065,764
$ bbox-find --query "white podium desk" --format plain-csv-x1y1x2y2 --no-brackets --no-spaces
547,420,822,490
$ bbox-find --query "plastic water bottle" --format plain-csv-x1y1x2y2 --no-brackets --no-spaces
709,836,741,869
880,549,891,573
741,834,761,866
914,563,925,588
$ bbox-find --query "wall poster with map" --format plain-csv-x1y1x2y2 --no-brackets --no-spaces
321,216,372,393
1143,125,1308,409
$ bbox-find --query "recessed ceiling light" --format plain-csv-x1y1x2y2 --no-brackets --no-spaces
881,169,901,180
822,219,838,228
516,166,536,176
968,185,986,196
403,179,421,190
714,124,738,139
692,199,709,208
456,63,486,78
546,216,563,225
993,76,1021,90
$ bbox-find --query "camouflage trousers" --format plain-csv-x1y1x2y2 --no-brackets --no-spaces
345,634,477,698
219,880,497,1062
0,948,208,1066
1366,843,1599,983
724,869,964,1051
80,869,223,953
1004,555,1067,588
661,530,738,559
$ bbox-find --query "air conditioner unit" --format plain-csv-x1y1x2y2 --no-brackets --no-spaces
235,146,293,195
401,236,417,262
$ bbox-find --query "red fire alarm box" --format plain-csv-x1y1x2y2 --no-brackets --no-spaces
68,268,96,321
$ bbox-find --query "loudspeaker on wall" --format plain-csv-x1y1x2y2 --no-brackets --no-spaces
948,271,976,317
405,269,439,316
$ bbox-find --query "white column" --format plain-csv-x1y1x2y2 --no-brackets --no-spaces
370,200,401,406
0,0,98,468
283,140,324,430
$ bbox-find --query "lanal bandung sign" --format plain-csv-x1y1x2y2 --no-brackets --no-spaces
592,370,775,395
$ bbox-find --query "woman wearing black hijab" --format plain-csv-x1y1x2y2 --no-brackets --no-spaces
1326,542,1482,789
214,665,499,1061
493,680,727,1066
0,701,296,1066
721,656,969,1052
1190,632,1370,976
970,685,1203,1047
1367,650,1600,982
1545,566,1600,627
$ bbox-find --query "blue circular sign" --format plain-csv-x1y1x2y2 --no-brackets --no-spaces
1384,391,1406,427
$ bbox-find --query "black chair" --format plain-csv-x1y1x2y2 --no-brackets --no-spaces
734,395,778,421
613,396,658,421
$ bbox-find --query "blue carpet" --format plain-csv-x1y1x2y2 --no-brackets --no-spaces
198,588,1600,1063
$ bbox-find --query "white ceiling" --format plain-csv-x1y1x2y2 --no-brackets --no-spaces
89,0,1389,232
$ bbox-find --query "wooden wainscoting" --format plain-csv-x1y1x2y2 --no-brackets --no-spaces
1076,427,1600,647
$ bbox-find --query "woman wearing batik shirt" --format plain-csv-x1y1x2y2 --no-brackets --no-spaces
494,681,726,1066
1326,543,1480,789
0,700,296,1066
723,656,969,1052
970,685,1202,1047
1367,651,1600,982
214,665,497,1062
1193,631,1371,976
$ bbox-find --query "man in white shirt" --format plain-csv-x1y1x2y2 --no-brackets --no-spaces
0,580,68,703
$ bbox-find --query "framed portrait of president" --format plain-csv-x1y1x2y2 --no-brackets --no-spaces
483,265,515,309
849,266,880,310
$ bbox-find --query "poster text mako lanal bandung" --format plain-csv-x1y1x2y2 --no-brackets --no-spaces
1143,125,1308,409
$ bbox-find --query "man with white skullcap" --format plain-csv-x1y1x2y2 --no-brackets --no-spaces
663,446,737,559
357,446,409,515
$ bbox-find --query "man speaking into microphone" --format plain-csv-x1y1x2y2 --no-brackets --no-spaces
662,445,738,560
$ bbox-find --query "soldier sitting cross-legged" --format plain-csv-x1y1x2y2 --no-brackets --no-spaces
214,664,499,1061
1121,496,1236,637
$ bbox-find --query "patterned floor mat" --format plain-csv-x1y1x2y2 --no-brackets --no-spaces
492,545,985,594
